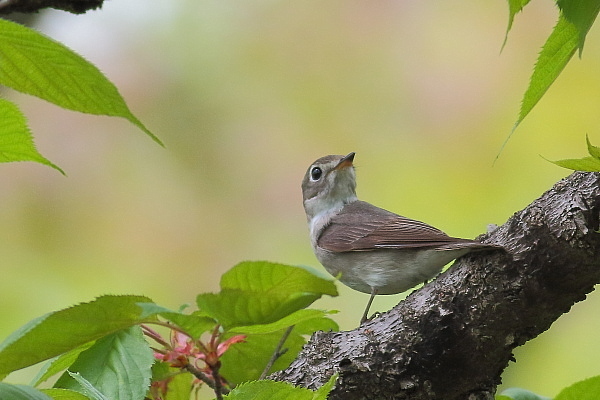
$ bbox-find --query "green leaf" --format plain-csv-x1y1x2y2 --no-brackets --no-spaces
547,155,600,172
220,329,305,385
161,371,193,400
150,361,193,400
555,375,600,400
0,19,162,145
32,342,96,387
515,13,578,131
586,134,600,159
221,310,337,384
0,98,64,173
0,382,53,400
556,0,600,54
41,388,90,400
64,373,108,400
223,374,337,400
0,295,152,376
196,261,338,328
503,0,532,49
136,302,217,339
230,309,338,335
55,326,154,400
315,374,337,398
509,0,600,139
498,388,551,400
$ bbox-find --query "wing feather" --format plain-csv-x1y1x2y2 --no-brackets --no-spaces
317,201,478,252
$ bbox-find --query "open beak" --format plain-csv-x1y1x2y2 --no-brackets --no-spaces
335,152,355,170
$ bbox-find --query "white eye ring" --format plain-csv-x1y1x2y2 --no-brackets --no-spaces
310,166,322,181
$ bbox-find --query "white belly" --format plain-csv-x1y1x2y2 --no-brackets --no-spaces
315,246,470,295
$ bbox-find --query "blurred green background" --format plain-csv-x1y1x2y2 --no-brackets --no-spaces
2,1,600,397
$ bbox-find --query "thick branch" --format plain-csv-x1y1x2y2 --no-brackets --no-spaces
273,172,600,399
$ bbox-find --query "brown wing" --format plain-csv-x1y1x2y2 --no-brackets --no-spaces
318,200,478,252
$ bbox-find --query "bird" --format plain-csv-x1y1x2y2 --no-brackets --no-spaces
301,152,501,324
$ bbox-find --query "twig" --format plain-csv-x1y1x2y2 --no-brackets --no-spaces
182,360,230,396
212,361,225,400
259,325,295,380
182,361,216,389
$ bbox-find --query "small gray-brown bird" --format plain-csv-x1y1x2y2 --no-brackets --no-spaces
302,152,500,324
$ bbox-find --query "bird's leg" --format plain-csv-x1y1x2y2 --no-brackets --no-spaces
360,288,378,325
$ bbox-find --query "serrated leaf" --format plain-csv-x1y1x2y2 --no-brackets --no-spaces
499,388,551,400
556,0,600,54
586,134,600,159
223,374,336,400
196,262,338,328
503,0,532,49
41,388,90,400
555,375,600,400
547,156,600,172
0,382,53,400
229,309,338,335
0,295,152,376
55,327,154,400
136,302,216,339
0,19,162,145
65,373,108,400
509,1,600,139
515,13,578,131
32,341,96,387
0,98,63,173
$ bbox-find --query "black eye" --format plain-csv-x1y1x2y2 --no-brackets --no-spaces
310,167,322,181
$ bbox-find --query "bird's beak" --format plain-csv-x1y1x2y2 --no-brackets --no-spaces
335,152,355,170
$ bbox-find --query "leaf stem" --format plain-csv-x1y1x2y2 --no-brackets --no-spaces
259,325,295,380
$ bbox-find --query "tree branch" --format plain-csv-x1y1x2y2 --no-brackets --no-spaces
272,172,600,400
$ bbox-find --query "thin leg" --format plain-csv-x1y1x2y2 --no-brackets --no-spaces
360,287,378,325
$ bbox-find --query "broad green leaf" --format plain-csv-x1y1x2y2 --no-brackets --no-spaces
223,374,337,400
196,262,338,328
557,0,600,54
0,98,63,173
0,295,152,376
220,329,305,385
136,302,217,339
160,371,193,400
65,373,108,400
503,0,532,49
41,388,90,400
55,327,154,400
150,361,193,400
0,382,53,400
587,134,600,159
547,156,600,171
230,309,338,335
32,342,96,387
0,19,161,145
555,375,600,400
498,388,551,400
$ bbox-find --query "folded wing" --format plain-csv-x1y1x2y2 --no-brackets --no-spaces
318,201,482,252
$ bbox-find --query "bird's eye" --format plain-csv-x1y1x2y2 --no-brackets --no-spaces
310,166,322,181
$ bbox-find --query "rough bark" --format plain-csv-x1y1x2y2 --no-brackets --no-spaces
272,172,600,399
0,0,103,14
